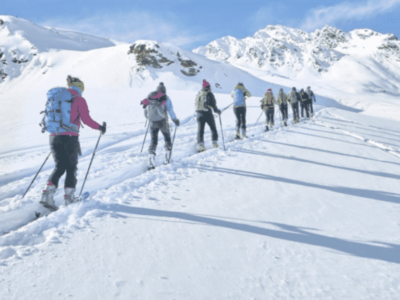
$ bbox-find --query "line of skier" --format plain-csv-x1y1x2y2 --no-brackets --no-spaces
36,76,316,211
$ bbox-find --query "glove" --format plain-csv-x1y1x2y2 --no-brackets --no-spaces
99,122,106,135
260,105,264,110
214,108,221,115
314,100,316,102
173,119,180,126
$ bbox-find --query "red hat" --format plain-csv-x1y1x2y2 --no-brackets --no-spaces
267,88,272,92
202,79,210,87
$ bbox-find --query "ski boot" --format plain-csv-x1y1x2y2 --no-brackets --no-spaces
234,130,241,140
284,120,287,127
148,150,156,170
39,182,58,211
270,122,274,130
198,143,206,153
265,125,269,132
164,149,171,165
212,141,219,149
241,129,248,139
64,188,77,206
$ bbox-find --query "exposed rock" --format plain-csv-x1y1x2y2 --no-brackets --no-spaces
0,19,3,26
128,43,174,68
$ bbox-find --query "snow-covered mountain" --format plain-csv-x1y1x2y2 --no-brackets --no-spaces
194,25,400,95
0,15,116,80
0,16,276,96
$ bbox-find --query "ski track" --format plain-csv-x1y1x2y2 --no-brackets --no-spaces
315,111,400,160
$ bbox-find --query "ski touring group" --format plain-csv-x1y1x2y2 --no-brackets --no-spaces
27,76,317,215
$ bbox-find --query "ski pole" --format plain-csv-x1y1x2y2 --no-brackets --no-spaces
168,125,178,163
22,152,51,198
79,122,105,197
218,114,226,151
254,110,264,127
140,120,150,153
144,119,148,128
214,103,234,118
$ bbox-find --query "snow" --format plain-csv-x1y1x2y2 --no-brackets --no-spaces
1,17,400,300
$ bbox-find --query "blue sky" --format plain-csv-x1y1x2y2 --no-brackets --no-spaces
3,0,400,49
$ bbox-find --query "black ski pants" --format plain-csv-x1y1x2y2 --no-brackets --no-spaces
309,100,314,114
196,111,218,144
149,119,172,153
48,135,81,188
291,102,299,120
279,104,288,120
234,106,246,131
264,107,275,125
303,101,310,118
300,101,305,117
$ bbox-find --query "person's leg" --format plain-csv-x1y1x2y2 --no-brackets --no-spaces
160,120,173,163
64,136,81,205
241,107,247,136
148,121,160,153
234,107,241,138
48,136,67,188
41,136,67,210
205,112,219,144
196,112,206,145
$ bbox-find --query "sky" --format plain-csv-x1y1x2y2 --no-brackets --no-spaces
2,0,400,50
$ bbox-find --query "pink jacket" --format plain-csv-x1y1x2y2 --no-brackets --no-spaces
51,89,100,136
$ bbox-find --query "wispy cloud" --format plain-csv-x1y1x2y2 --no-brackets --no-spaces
301,0,400,31
41,11,207,48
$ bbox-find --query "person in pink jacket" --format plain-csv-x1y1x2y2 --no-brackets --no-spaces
40,76,106,211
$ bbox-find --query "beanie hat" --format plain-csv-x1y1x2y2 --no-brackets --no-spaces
202,79,210,87
292,87,296,90
67,75,84,94
279,88,283,92
267,88,272,92
156,82,166,94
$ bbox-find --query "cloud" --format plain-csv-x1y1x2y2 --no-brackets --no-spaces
41,11,207,48
301,0,400,31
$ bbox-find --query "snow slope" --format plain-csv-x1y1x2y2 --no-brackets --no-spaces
1,87,400,298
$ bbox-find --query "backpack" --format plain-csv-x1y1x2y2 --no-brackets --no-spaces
146,94,167,122
195,91,209,111
40,87,79,134
233,88,245,107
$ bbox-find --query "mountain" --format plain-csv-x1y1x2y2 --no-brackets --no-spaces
194,25,400,95
0,15,116,81
0,16,276,96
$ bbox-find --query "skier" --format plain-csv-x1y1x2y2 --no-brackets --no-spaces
288,87,300,123
142,82,180,170
276,88,289,126
231,82,252,139
260,88,276,131
195,79,221,152
306,86,316,117
40,76,106,211
299,88,311,119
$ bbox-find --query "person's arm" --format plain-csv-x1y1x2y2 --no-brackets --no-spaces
244,88,252,98
208,92,221,114
78,98,100,130
166,97,177,120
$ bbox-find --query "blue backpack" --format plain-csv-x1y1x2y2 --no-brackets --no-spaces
40,87,79,134
234,88,245,107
